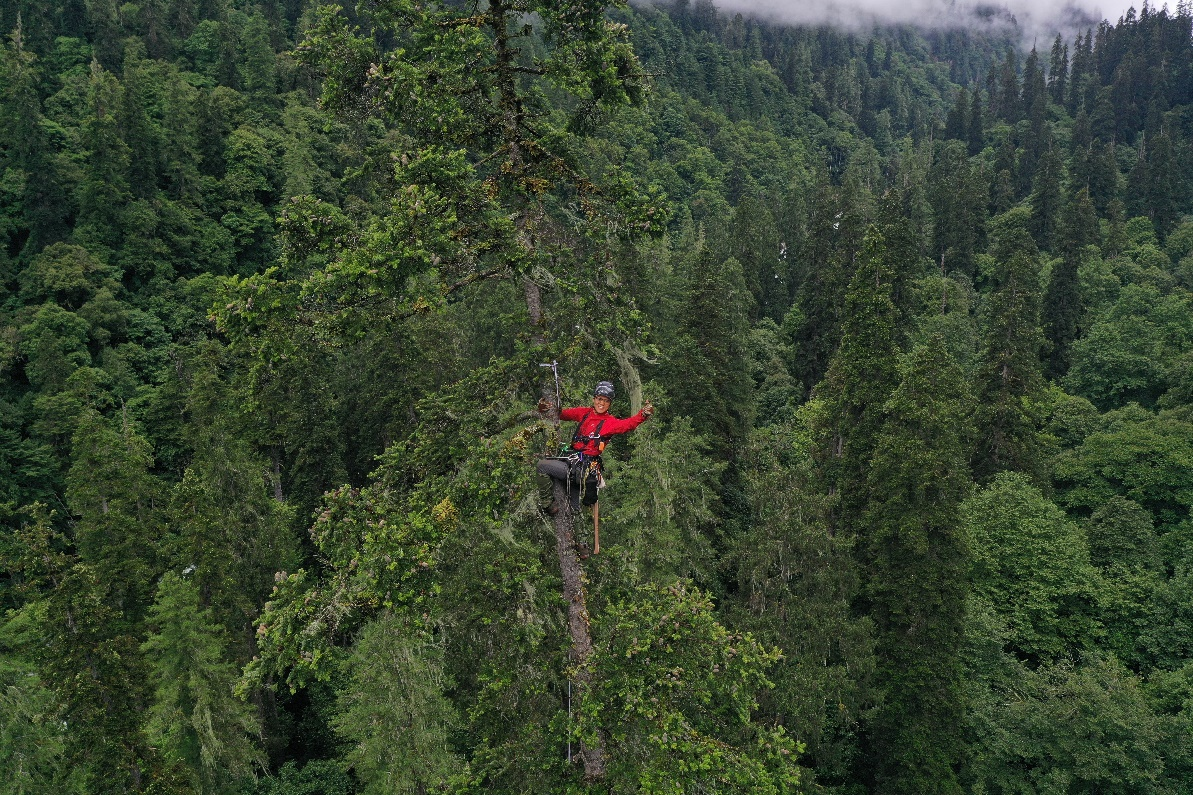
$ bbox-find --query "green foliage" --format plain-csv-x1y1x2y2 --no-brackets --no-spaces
862,336,974,795
965,656,1176,795
0,604,83,795
1043,190,1096,380
75,60,132,250
1086,497,1165,669
1146,562,1193,673
247,761,354,795
246,480,443,693
973,208,1047,483
745,319,803,427
729,420,873,788
3,1,1193,792
18,242,117,309
660,250,754,460
1065,283,1193,410
929,139,986,278
4,505,161,793
587,581,801,794
600,412,721,584
963,473,1101,659
791,176,872,390
18,303,92,393
1053,408,1193,529
166,427,297,651
65,409,164,617
1088,496,1161,572
141,571,265,794
333,613,459,795
812,222,903,535
1028,139,1064,252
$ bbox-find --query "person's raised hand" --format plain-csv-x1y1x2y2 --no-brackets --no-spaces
642,400,654,417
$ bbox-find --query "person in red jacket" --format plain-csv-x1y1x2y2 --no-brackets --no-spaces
537,380,653,524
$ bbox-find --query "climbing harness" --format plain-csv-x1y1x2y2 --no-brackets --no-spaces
564,411,607,455
550,451,603,509
541,410,608,557
536,369,621,557
557,411,607,507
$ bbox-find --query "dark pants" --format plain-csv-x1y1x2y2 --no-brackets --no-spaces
537,457,599,510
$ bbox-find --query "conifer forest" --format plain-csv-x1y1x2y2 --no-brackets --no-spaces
3,0,1193,792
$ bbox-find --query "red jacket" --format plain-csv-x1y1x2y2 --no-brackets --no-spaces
560,406,647,456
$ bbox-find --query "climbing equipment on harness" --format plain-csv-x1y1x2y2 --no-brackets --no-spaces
542,409,609,517
550,453,602,508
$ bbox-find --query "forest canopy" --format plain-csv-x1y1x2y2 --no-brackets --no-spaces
2,0,1193,793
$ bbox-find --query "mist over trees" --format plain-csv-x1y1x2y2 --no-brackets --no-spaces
2,0,1193,793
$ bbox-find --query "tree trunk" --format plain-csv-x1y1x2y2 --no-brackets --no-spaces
551,479,607,779
271,448,285,502
524,275,546,346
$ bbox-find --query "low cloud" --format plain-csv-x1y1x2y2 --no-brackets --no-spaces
637,0,1136,40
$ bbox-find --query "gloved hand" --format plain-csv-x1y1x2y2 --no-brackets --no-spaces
642,400,654,417
537,397,553,414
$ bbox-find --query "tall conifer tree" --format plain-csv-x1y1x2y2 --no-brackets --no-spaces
997,50,1021,123
944,87,968,141
1043,187,1097,379
793,174,871,390
665,251,754,461
1029,139,1064,252
0,22,67,256
930,141,985,278
142,572,265,793
974,209,1047,483
813,190,921,538
967,90,985,155
862,336,974,795
1048,35,1068,104
75,61,131,252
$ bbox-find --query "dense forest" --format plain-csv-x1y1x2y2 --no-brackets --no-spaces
2,0,1192,792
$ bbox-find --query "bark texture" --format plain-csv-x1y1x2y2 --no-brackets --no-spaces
551,478,606,779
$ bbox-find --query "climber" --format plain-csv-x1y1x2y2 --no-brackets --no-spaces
537,381,653,554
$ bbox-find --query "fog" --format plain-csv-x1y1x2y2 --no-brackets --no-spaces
636,0,1145,39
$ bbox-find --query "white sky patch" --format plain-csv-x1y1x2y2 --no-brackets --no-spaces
634,0,1152,40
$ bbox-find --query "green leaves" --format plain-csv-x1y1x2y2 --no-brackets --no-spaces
966,657,1174,795
246,357,543,693
18,243,117,309
588,581,801,795
1053,409,1193,529
18,303,91,392
246,482,441,693
862,337,974,795
0,602,83,795
142,572,265,793
963,473,1101,660
1065,284,1193,410
333,613,460,795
